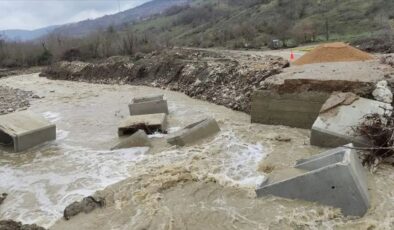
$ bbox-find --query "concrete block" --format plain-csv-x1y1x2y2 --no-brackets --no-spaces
111,130,151,150
129,94,168,116
0,111,56,152
118,113,167,136
251,90,330,129
311,93,392,147
167,118,220,146
256,144,370,217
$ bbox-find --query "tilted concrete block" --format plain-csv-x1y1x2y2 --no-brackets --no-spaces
0,111,56,152
111,130,151,150
256,144,370,217
167,118,220,146
129,94,168,116
251,90,330,129
118,113,167,136
311,93,392,147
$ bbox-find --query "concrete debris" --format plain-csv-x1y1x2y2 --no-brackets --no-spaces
256,144,370,217
118,113,167,136
311,93,392,147
319,92,359,113
129,94,169,116
0,111,56,152
372,80,392,104
251,90,329,128
167,118,220,146
63,196,105,220
0,220,46,230
111,130,151,150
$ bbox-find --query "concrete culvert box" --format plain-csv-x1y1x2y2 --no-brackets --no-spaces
256,144,370,217
118,113,167,136
310,92,393,147
129,94,169,116
167,118,220,146
111,130,151,150
0,111,56,152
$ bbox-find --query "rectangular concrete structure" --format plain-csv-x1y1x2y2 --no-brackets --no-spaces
251,90,330,129
311,94,392,147
167,118,220,146
118,113,167,136
256,144,370,217
0,111,56,152
129,94,168,116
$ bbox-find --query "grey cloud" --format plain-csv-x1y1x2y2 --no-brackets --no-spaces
0,0,149,30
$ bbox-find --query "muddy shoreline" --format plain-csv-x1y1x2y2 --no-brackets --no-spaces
41,48,289,113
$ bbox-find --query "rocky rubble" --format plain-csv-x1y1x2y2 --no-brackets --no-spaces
0,220,46,230
381,54,394,68
0,86,35,115
41,48,289,113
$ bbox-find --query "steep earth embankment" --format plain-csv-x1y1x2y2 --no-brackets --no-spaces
41,48,289,113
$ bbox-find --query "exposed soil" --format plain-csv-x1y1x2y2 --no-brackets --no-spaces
41,48,289,113
0,86,36,115
352,37,394,54
293,42,374,65
0,67,43,79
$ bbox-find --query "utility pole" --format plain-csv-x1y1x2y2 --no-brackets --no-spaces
117,0,121,12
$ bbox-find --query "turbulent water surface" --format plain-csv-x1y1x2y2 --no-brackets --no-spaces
0,74,393,229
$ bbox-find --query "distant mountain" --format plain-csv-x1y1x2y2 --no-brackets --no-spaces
0,0,190,41
0,25,59,41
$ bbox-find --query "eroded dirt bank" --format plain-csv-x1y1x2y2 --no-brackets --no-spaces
41,48,289,113
1,74,393,229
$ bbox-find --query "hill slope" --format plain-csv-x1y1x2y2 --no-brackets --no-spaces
128,0,394,48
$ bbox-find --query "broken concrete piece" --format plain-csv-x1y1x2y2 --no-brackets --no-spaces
111,130,151,150
311,93,392,147
129,94,169,116
0,111,56,152
118,113,167,136
251,90,330,128
256,144,370,217
167,118,220,146
63,196,105,220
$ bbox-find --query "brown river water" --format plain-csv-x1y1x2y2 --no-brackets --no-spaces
0,73,393,229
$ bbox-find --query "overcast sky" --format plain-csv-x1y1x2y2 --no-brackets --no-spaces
0,0,150,30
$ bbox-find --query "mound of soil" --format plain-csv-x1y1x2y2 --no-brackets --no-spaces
0,220,46,230
42,48,289,113
294,42,374,65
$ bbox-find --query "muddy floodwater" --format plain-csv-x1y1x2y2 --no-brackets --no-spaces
0,73,394,229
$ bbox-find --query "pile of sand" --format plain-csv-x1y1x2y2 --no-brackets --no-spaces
294,42,374,65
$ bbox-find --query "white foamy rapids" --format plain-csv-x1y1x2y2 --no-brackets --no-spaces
0,144,148,228
41,111,62,123
194,130,269,189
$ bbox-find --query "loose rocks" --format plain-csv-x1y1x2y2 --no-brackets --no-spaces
0,86,34,115
63,196,105,220
0,220,46,230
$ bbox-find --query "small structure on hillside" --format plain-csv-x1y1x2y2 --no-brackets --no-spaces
0,111,56,152
256,144,370,217
294,42,374,65
129,94,169,116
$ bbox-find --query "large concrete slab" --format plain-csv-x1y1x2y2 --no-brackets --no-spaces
129,94,169,116
251,90,329,129
118,113,167,136
310,93,392,147
256,144,370,217
167,118,220,146
0,111,56,152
